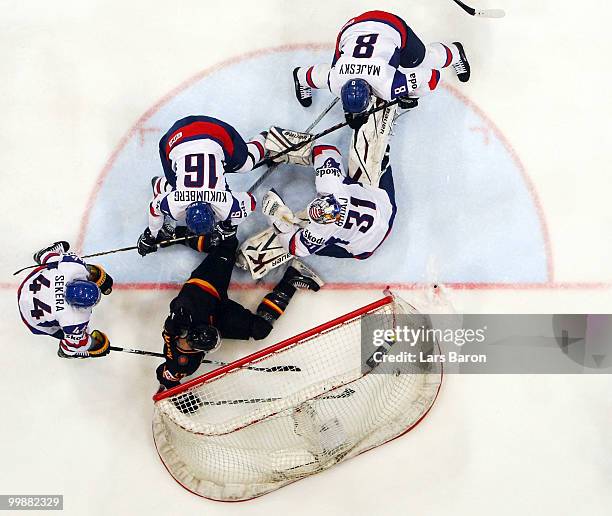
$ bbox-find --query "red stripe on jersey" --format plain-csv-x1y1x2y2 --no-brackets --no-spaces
248,193,256,211
62,335,89,350
313,145,339,157
305,66,317,88
41,252,60,264
251,140,265,160
428,70,441,90
338,11,408,49
149,203,160,217
443,45,453,68
289,232,298,255
165,122,235,159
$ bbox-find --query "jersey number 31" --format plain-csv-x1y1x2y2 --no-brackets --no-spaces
344,197,376,233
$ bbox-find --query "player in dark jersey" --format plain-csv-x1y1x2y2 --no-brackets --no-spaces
155,229,323,408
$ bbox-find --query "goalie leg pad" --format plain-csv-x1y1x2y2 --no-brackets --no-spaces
265,127,314,166
348,100,399,186
237,228,293,280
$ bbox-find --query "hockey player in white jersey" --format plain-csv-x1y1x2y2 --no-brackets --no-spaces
137,115,267,256
17,241,113,358
293,10,470,110
237,134,395,278
269,143,396,259
292,10,470,183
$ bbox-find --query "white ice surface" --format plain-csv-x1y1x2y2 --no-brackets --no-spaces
1,1,611,515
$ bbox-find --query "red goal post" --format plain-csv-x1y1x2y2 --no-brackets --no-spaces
152,293,442,501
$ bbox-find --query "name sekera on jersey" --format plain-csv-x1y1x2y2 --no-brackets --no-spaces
54,275,66,311
173,190,229,203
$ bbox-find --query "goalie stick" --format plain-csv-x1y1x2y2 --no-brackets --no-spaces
251,95,407,175
450,0,506,18
246,97,339,194
109,345,301,372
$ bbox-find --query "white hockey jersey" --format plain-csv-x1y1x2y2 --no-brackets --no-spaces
150,116,265,237
147,178,257,237
278,145,396,259
17,251,97,356
327,14,441,101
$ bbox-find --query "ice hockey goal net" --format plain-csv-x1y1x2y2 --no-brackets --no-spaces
152,293,442,501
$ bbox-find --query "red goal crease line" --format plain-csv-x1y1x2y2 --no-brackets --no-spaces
1,281,610,291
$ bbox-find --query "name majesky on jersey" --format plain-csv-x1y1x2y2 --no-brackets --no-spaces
338,63,381,76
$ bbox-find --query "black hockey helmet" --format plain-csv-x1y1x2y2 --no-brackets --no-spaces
187,324,221,353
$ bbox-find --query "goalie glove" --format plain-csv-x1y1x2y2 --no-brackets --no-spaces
265,127,313,166
262,189,295,233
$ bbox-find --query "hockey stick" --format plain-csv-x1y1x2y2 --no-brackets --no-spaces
246,97,340,194
251,96,405,175
450,0,505,18
109,345,301,372
12,234,199,276
198,387,356,406
13,103,341,276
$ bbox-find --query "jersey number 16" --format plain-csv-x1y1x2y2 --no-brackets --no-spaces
184,153,219,189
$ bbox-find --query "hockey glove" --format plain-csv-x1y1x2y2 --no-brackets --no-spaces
398,96,418,110
345,112,368,131
89,330,111,357
86,264,114,295
137,228,158,256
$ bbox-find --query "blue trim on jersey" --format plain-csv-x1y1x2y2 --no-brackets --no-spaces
389,47,401,68
60,254,86,266
160,196,173,218
390,70,409,99
299,232,325,254
38,320,60,328
228,195,241,221
64,322,87,334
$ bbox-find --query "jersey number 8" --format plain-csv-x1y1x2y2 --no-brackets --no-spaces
352,34,379,59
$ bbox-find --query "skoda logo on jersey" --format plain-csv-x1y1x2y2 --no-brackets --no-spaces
409,73,418,90
317,157,342,177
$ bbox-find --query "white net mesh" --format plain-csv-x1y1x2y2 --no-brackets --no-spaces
152,295,442,501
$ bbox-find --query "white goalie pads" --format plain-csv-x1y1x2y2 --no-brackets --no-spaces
236,228,293,280
348,98,399,186
265,126,314,166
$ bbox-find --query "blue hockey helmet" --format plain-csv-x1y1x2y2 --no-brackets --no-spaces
308,194,342,224
340,79,371,114
185,202,215,236
65,280,101,308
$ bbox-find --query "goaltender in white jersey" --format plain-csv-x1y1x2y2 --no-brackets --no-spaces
276,144,396,259
17,242,113,358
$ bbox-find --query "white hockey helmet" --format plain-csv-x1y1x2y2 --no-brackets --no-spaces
307,195,341,224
